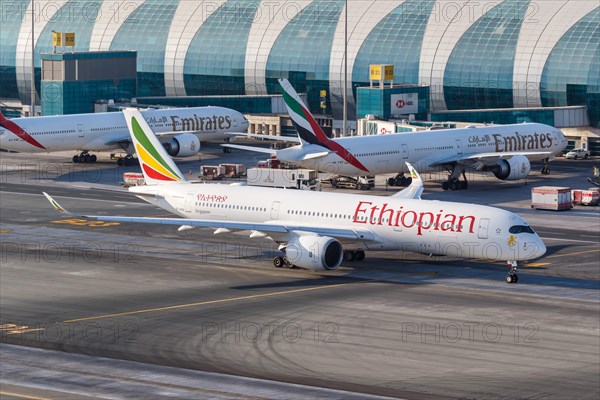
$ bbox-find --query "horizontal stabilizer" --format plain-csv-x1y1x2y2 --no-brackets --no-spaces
225,132,301,143
295,151,331,161
221,144,277,155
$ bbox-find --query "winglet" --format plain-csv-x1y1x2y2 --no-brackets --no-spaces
391,163,424,199
42,192,73,215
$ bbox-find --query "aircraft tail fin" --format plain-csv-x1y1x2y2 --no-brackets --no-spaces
278,79,330,147
0,110,7,122
123,108,187,185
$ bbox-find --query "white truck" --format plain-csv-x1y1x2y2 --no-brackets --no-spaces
247,168,320,190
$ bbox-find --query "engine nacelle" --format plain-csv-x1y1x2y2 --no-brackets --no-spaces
491,155,531,181
163,134,200,157
285,236,343,271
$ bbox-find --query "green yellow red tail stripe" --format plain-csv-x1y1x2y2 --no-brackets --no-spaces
123,109,185,185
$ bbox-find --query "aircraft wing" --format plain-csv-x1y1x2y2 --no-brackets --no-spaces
104,129,233,146
225,132,301,143
43,192,378,244
429,151,557,168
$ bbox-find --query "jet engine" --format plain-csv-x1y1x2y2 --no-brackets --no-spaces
491,155,531,181
285,236,343,271
163,134,200,157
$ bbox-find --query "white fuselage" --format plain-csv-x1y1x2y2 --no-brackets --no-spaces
133,183,546,262
0,107,248,153
281,123,567,176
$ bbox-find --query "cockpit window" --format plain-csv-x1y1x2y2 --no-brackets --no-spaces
509,225,535,234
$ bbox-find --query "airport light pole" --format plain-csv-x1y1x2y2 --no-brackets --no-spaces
342,0,347,136
30,0,35,116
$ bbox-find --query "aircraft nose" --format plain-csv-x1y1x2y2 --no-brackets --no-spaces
533,236,547,259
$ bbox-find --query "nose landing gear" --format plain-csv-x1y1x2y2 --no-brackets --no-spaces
541,158,550,175
505,260,519,283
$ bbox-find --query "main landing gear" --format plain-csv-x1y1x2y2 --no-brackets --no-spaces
117,154,138,167
505,260,519,284
442,165,468,191
387,174,412,187
72,151,97,163
541,158,550,175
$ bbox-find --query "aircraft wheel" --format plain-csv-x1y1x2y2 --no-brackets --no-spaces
387,177,396,187
223,147,232,154
450,181,458,191
72,155,80,163
90,154,97,163
505,274,518,284
273,256,285,268
405,177,413,186
344,251,356,262
117,158,124,166
83,154,91,163
442,182,449,191
355,251,365,261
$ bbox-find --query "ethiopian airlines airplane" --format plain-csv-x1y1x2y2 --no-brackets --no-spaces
44,109,546,283
0,107,248,165
224,79,568,190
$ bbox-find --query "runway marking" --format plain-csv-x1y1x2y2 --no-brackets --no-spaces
51,218,120,227
545,249,600,259
524,262,550,268
64,280,375,323
0,229,11,233
0,391,50,400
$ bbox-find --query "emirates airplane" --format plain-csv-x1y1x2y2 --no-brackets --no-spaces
44,109,546,283
0,107,248,165
224,79,568,190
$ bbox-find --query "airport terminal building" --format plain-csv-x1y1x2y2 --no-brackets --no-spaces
1,0,598,131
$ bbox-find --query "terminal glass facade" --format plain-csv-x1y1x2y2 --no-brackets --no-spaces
266,0,344,112
110,0,178,96
541,7,600,127
352,0,434,89
430,109,555,126
444,0,529,110
184,0,260,96
0,0,29,100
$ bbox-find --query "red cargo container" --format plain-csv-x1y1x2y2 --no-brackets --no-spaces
532,187,572,211
571,189,583,204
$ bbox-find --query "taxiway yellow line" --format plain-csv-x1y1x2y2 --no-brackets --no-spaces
0,229,12,233
545,249,600,259
64,280,373,323
0,391,50,400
